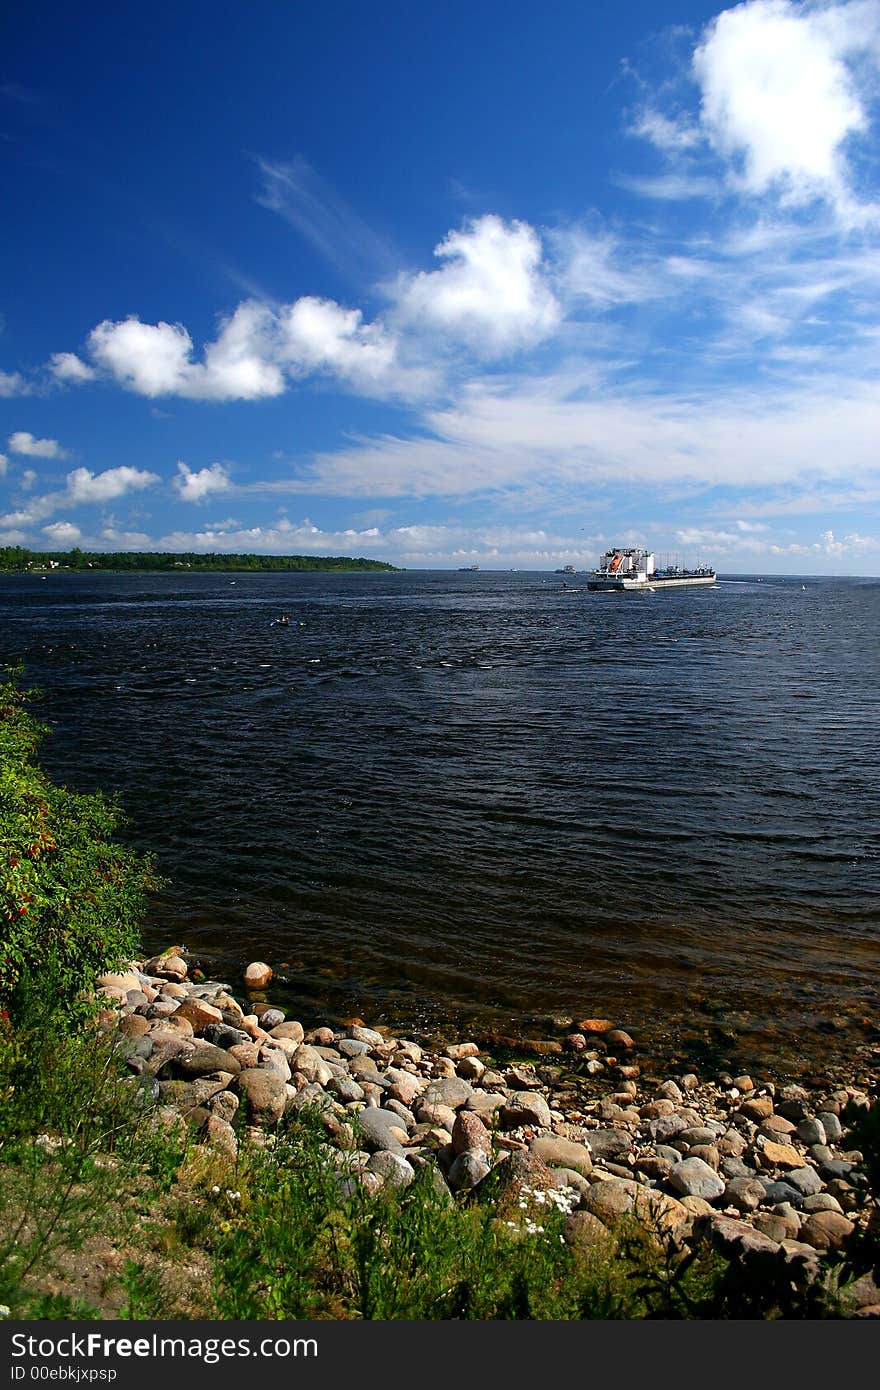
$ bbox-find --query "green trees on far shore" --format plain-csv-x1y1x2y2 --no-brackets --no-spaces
0,665,161,1023
0,547,401,574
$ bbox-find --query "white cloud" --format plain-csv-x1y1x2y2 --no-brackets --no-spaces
48,351,97,384
8,431,67,458
692,0,880,218
65,465,159,503
279,297,399,389
0,453,6,476
393,215,561,355
20,469,37,490
630,108,702,152
174,461,232,502
0,370,30,397
42,521,82,545
88,306,285,401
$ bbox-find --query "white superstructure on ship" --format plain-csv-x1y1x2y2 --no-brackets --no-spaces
586,547,716,592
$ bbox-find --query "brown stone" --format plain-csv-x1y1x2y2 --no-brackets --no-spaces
738,1096,774,1122
174,998,223,1031
576,1019,613,1034
117,1013,151,1037
452,1110,492,1158
269,1020,305,1043
564,1211,612,1250
759,1140,804,1170
605,1030,635,1050
530,1135,593,1176
799,1210,855,1251
236,1067,287,1123
243,961,273,989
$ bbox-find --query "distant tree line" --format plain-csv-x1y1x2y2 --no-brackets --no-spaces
0,546,401,574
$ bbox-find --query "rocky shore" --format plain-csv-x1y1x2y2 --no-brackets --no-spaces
95,950,880,1316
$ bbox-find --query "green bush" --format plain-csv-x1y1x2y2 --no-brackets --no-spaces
0,664,162,1026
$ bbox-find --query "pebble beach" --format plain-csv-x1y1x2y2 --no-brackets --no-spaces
94,949,880,1317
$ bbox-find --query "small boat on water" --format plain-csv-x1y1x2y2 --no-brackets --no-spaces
587,547,716,592
457,564,480,572
272,613,292,626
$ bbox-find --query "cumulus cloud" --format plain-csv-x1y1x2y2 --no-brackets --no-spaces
393,215,561,355
692,0,880,217
42,521,82,544
279,297,399,388
66,465,159,503
8,431,67,458
88,306,285,401
174,461,232,502
48,351,97,384
80,298,421,401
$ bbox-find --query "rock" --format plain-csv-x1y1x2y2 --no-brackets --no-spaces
452,1111,492,1157
456,1056,486,1082
499,1092,553,1130
367,1151,415,1188
761,1180,805,1208
758,1140,804,1170
146,954,188,982
530,1135,592,1176
582,1180,637,1224
667,1157,726,1202
799,1210,855,1251
203,1115,238,1161
419,1078,474,1111
258,1007,285,1029
174,998,223,1031
605,1030,634,1050
816,1111,842,1142
796,1117,827,1146
564,1210,612,1250
448,1149,491,1191
724,1176,767,1213
738,1096,774,1122
576,1018,613,1034
657,1081,683,1104
175,1044,242,1078
587,1128,633,1161
355,1107,410,1153
693,1213,782,1261
348,1025,385,1047
472,1149,556,1213
236,1067,288,1124
337,1038,371,1059
97,970,143,994
785,1166,823,1198
243,961,272,989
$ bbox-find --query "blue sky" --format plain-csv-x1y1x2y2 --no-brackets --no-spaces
2,0,879,574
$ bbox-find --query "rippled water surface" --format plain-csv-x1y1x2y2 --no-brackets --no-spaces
3,569,879,1072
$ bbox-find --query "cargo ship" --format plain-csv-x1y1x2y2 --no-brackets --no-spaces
586,547,716,592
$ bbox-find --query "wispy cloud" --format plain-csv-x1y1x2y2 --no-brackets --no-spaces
255,155,398,283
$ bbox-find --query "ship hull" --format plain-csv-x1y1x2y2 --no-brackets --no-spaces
587,574,717,592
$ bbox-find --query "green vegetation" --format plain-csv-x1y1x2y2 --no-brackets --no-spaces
1,666,161,1025
0,546,400,573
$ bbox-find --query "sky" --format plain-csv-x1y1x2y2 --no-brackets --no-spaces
2,0,880,575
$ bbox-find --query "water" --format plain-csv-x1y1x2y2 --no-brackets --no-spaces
2,568,879,1075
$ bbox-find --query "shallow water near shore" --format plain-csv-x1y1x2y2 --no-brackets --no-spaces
2,567,879,1075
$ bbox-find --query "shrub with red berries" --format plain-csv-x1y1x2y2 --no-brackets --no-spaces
1,664,163,1024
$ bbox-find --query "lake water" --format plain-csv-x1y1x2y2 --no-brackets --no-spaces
2,568,878,1074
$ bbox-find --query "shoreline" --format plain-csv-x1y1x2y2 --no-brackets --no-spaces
91,946,880,1314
